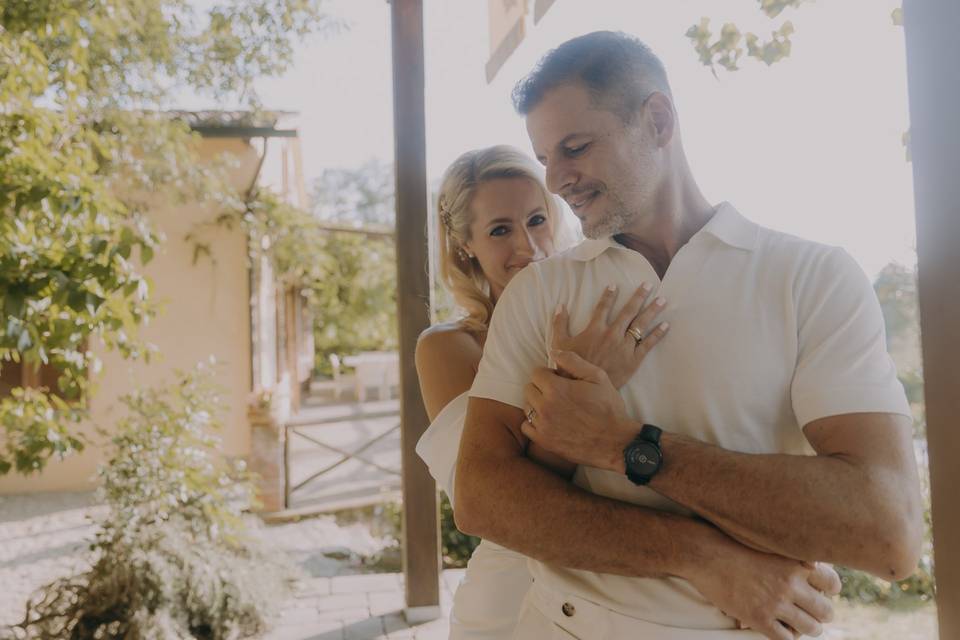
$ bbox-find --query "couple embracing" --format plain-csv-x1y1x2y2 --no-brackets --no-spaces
413,31,921,640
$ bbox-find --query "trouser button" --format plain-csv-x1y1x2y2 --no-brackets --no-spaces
561,602,576,617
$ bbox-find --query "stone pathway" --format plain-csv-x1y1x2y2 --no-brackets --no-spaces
0,492,103,625
263,572,459,640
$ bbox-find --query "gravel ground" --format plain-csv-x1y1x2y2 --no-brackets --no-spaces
0,492,104,625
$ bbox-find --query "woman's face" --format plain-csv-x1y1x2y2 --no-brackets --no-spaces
464,177,556,302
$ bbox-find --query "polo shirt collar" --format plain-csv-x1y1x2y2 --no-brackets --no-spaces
568,236,620,262
567,201,758,262
699,202,758,252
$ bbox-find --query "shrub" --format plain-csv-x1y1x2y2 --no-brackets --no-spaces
837,564,936,606
439,493,480,568
3,364,293,640
374,494,479,570
837,493,936,606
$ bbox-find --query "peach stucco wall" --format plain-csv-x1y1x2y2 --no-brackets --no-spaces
0,138,261,494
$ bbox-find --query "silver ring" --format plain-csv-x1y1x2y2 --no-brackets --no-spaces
627,326,644,344
525,408,536,424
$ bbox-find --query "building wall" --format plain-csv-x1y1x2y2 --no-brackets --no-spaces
0,138,262,494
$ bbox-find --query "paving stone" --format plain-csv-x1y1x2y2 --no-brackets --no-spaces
316,607,371,623
276,607,327,625
332,573,401,594
261,619,345,639
295,576,333,597
380,612,410,636
411,620,450,640
342,616,386,639
368,591,405,616
316,592,370,612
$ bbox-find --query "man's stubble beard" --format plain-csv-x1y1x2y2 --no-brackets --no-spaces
581,191,635,239
582,146,661,239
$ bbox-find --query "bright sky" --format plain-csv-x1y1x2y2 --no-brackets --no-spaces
251,0,916,279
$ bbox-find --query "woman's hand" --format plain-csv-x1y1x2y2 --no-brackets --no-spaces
551,283,669,388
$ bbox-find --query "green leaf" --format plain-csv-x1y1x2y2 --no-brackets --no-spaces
5,291,26,319
85,293,105,315
67,289,87,312
892,7,904,26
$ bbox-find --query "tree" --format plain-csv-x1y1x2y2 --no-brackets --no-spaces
686,0,805,74
686,1,903,74
0,1,337,475
309,159,396,229
307,160,397,374
238,170,398,379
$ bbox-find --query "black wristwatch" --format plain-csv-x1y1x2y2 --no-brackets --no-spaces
623,424,663,486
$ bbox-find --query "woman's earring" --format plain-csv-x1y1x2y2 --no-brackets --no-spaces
458,247,473,260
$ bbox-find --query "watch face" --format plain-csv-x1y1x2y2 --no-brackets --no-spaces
626,442,661,476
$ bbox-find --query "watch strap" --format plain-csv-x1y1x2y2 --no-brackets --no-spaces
640,423,662,444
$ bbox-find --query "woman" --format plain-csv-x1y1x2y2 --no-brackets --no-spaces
415,145,668,639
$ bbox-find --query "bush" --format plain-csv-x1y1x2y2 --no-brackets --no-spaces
439,493,480,568
374,494,479,570
836,491,936,606
837,564,936,606
309,232,397,378
3,364,293,640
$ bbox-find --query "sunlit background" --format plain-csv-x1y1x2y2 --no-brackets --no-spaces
240,0,915,279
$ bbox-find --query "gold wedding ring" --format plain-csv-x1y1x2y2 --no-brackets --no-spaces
628,326,644,344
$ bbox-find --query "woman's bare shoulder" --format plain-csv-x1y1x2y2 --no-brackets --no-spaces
416,321,484,419
416,321,482,370
417,321,480,352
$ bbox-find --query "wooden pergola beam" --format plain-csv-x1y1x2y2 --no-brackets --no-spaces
903,1,960,635
390,0,441,622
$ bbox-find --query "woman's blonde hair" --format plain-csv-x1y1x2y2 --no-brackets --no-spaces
436,144,575,333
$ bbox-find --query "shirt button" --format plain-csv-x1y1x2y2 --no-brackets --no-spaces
561,602,576,617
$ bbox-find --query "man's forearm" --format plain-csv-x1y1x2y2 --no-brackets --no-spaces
455,450,728,580
651,431,920,580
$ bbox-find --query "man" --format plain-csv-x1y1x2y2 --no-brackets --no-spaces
455,31,922,639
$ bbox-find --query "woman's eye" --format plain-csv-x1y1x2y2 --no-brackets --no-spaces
565,143,589,156
489,225,509,237
527,214,546,227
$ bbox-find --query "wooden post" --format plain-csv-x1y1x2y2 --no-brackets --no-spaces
247,400,286,514
903,1,960,635
284,288,300,411
390,0,441,622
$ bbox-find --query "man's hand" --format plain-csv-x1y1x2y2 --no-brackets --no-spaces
522,349,640,472
686,533,841,640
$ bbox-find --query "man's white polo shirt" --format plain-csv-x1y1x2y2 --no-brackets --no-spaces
469,202,910,630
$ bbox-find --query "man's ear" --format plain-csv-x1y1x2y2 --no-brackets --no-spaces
644,92,675,147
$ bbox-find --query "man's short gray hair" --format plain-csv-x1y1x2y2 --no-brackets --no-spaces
512,31,673,122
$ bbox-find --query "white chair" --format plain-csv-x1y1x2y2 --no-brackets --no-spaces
309,354,357,402
384,359,400,399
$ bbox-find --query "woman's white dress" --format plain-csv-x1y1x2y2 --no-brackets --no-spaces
416,392,533,640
